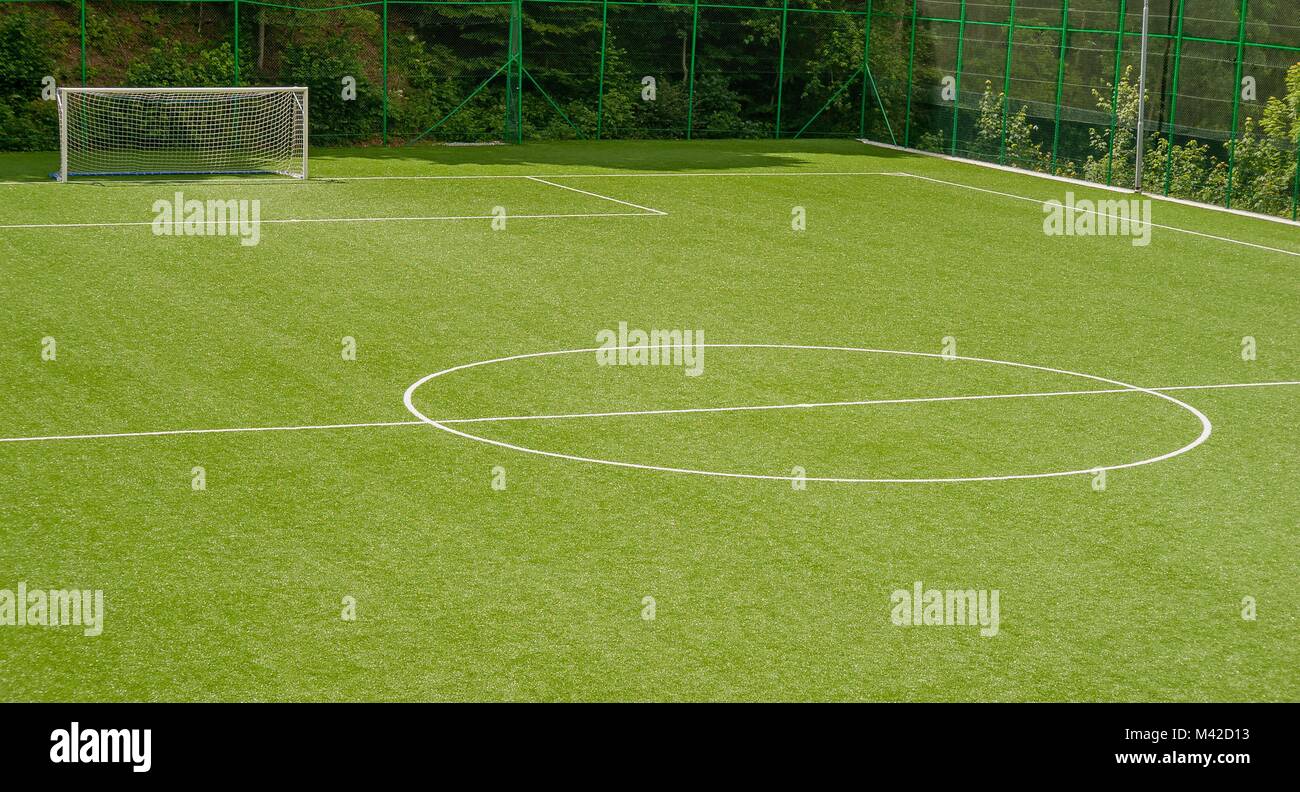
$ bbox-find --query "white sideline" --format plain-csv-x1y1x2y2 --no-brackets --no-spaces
0,175,669,228
2,379,1295,444
0,211,662,231
899,172,1300,259
860,138,1300,229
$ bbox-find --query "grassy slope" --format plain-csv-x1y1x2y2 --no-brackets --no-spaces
0,139,1295,701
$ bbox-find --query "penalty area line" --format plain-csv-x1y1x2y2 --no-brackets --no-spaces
525,176,668,216
1,379,1296,445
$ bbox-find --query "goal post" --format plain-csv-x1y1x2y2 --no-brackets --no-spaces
56,87,308,181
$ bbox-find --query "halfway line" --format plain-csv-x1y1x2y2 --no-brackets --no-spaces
1,380,1295,444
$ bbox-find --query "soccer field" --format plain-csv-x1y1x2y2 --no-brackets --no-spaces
1,138,1296,701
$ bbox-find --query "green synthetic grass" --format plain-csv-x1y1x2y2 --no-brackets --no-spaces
0,139,1296,701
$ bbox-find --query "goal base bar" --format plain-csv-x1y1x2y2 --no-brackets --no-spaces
52,169,304,181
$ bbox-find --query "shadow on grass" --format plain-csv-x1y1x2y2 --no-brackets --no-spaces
0,138,919,183
308,137,918,176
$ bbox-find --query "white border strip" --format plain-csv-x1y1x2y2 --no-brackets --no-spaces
899,172,1300,258
860,138,1300,229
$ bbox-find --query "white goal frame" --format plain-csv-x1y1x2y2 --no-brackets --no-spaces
56,86,308,182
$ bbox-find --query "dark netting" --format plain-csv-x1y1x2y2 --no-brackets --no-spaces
521,0,602,139
952,14,1010,161
0,0,1295,218
0,0,79,148
600,1,693,139
692,1,780,139
83,0,236,87
1232,40,1298,217
385,0,510,143
240,1,384,145
905,12,959,153
778,0,865,139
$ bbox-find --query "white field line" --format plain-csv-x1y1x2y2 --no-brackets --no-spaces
900,172,1300,258
525,176,667,215
2,379,1295,445
432,380,1300,424
0,211,661,231
0,171,906,186
860,138,1300,229
0,420,423,443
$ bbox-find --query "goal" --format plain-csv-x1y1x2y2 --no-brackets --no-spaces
56,87,308,181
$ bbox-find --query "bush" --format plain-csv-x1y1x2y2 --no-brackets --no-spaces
0,9,69,151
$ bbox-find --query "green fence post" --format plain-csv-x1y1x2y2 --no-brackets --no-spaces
903,0,918,148
505,0,523,143
775,0,789,139
997,0,1016,164
1293,140,1299,221
950,0,967,156
1104,0,1127,185
859,0,873,139
686,0,699,140
79,0,86,85
233,0,240,86
1162,0,1187,195
1049,0,1070,173
1224,0,1249,208
382,0,388,145
596,0,608,139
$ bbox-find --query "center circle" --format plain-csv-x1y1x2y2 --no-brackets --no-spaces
402,344,1212,483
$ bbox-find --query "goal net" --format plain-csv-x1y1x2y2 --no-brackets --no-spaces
57,87,308,181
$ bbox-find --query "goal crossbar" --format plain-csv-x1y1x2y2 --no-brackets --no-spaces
57,87,309,181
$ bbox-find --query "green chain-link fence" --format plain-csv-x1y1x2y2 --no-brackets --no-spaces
1,0,1297,218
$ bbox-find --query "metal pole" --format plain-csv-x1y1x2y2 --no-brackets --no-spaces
382,0,388,145
903,0,918,147
233,0,240,85
1162,0,1187,195
1104,0,1127,184
775,0,789,139
950,0,967,156
1134,0,1150,192
998,0,1017,165
1225,0,1249,208
596,0,608,139
1049,0,1070,172
1293,139,1299,221
79,0,86,85
686,0,699,140
505,0,522,143
858,0,873,139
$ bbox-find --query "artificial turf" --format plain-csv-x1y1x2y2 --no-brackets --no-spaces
0,139,1296,701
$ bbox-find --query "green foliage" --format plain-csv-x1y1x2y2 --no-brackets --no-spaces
0,8,70,151
970,80,1055,174
0,0,1295,216
1081,64,1298,217
281,33,382,143
124,40,236,87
